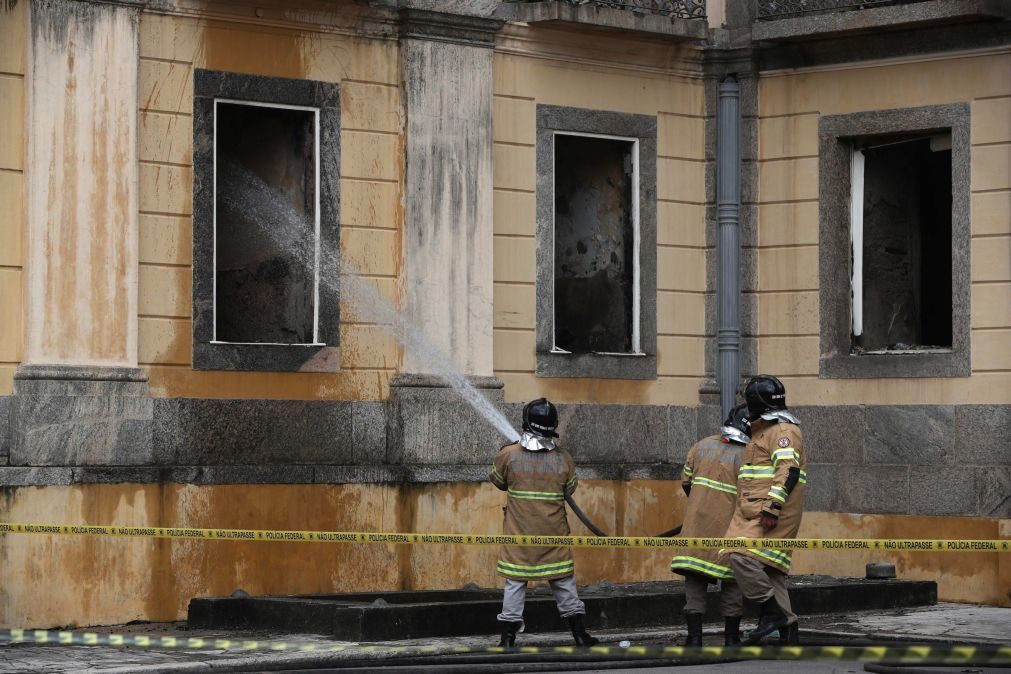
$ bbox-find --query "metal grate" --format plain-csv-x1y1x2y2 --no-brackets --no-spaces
756,0,935,20
513,0,707,20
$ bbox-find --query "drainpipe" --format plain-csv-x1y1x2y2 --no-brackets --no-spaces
716,75,741,420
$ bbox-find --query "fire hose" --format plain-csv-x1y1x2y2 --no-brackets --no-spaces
564,494,682,539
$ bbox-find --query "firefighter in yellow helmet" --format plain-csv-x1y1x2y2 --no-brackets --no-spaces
671,403,748,646
489,398,598,649
721,375,806,645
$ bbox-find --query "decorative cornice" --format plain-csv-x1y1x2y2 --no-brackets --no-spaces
398,8,504,47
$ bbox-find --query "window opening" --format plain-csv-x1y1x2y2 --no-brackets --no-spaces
552,132,640,355
849,132,952,353
213,99,321,345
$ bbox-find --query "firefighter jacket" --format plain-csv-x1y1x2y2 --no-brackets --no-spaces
720,419,806,574
671,434,743,581
490,442,577,581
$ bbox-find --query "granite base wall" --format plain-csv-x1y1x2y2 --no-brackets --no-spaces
1,390,1007,518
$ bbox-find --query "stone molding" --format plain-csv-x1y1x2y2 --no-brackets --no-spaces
817,103,971,379
535,104,659,380
499,1,709,40
753,0,1011,43
398,8,504,46
191,69,342,373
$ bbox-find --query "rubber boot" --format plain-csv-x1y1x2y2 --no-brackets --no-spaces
497,620,521,648
567,614,599,647
724,616,741,646
684,612,703,647
743,598,788,645
778,621,799,645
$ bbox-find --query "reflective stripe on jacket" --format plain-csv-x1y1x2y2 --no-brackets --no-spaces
720,420,806,574
671,435,742,581
491,443,577,581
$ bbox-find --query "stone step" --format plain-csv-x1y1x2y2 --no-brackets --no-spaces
187,576,937,642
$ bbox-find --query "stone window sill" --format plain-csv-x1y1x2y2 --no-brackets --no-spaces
536,351,657,380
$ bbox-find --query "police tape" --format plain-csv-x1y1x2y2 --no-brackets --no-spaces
2,629,1009,664
1,522,1008,552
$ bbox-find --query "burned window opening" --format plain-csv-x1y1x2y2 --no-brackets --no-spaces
553,133,638,355
214,101,319,345
850,133,952,354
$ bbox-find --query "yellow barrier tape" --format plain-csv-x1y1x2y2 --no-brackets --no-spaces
1,629,1009,664
0,522,1008,551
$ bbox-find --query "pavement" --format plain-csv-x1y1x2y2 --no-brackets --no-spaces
0,603,1008,673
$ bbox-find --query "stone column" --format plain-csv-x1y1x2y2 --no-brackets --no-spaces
11,0,152,467
388,9,509,465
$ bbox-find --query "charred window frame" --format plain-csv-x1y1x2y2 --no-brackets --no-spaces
192,70,341,372
818,104,970,379
535,105,657,380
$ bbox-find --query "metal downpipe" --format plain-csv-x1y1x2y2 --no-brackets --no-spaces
716,76,742,420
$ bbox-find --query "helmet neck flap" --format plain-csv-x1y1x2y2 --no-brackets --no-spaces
760,409,801,426
520,431,556,452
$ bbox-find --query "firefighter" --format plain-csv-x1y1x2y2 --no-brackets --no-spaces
671,403,749,646
489,398,598,648
722,374,806,645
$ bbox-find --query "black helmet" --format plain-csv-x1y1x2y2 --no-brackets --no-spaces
523,398,559,438
721,403,752,445
744,374,787,420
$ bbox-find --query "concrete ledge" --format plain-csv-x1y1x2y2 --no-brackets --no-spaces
753,0,1011,42
188,577,937,640
501,1,708,40
0,462,683,486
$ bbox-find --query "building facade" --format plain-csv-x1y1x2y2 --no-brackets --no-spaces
0,0,1008,627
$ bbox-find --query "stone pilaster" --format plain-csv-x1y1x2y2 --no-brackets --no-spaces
388,9,509,461
399,9,502,377
13,0,150,465
24,0,141,369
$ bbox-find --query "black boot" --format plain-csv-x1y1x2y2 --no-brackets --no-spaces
497,620,521,648
567,614,599,647
684,612,703,647
743,598,788,645
778,621,799,645
724,616,741,646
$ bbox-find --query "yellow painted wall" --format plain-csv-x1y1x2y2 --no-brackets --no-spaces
137,9,404,400
1,482,1006,628
491,26,707,406
0,1,25,395
0,480,686,628
756,52,1011,405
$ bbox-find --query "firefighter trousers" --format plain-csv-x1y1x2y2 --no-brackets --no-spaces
729,553,797,625
683,572,743,617
497,575,586,626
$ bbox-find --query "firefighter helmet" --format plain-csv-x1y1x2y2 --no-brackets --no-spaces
522,398,559,438
744,374,787,420
721,403,752,445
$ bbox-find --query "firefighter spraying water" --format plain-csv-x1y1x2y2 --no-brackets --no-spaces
489,398,599,648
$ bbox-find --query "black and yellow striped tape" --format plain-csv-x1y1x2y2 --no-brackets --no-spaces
1,522,1008,552
2,629,1009,665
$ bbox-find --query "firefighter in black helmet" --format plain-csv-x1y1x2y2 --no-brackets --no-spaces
720,375,806,645
489,398,597,648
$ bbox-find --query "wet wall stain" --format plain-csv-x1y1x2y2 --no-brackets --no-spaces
0,484,1007,627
